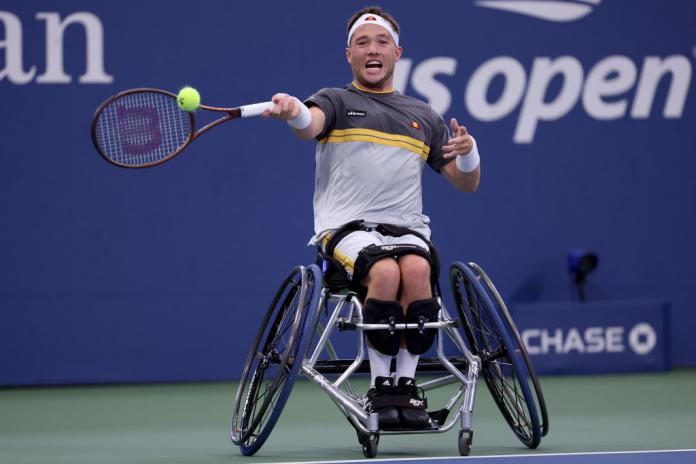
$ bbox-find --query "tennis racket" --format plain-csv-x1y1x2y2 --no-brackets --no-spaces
91,88,274,168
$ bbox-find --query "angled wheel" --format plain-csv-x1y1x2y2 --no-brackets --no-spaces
467,262,549,438
450,262,542,449
358,431,379,458
230,265,322,456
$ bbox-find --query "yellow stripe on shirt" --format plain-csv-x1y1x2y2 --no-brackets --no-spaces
320,128,430,161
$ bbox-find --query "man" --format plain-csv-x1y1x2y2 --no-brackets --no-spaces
264,6,480,429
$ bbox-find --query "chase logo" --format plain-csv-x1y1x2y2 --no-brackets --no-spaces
521,323,658,356
475,0,601,22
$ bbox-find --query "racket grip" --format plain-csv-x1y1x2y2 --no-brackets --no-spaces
240,101,275,118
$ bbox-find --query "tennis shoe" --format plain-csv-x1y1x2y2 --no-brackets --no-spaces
396,377,431,429
366,376,400,429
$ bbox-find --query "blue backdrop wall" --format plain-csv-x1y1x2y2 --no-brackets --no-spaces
1,0,694,385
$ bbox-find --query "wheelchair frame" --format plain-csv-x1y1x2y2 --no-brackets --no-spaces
230,261,549,458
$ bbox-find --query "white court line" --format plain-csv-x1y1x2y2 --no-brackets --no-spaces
254,449,696,464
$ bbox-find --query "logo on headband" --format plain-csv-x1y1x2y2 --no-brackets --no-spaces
365,16,377,21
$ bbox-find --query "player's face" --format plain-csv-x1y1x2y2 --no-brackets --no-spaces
346,24,402,91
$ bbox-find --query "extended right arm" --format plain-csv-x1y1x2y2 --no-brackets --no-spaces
263,93,326,140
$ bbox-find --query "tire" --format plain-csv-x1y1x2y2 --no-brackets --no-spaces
449,262,542,449
358,432,379,458
466,262,549,438
230,265,322,455
458,428,473,456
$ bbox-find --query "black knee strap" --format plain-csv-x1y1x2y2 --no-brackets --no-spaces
375,223,440,283
363,299,404,356
405,297,440,355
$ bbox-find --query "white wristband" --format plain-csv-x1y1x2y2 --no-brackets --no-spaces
455,136,480,173
287,98,312,130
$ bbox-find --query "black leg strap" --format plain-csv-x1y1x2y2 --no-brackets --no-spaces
323,220,364,258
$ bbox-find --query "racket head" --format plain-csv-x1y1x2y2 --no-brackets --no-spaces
91,88,195,168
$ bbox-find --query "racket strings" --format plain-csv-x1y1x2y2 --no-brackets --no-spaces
94,91,192,167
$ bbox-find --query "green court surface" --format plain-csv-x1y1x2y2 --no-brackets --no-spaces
1,369,695,464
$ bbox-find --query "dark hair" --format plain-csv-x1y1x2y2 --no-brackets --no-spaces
347,6,400,39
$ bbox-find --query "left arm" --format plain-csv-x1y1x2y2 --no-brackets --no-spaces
441,118,480,192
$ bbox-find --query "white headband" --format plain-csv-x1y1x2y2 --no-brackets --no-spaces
347,13,399,46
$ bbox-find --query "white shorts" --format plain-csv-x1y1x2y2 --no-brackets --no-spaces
322,229,429,280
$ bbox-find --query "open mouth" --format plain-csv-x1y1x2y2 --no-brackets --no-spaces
365,60,383,70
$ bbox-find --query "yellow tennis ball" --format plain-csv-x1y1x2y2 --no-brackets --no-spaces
177,86,200,112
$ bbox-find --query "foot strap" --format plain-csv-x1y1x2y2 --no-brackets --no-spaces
370,393,428,410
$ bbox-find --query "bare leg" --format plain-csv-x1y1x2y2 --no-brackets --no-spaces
396,255,432,380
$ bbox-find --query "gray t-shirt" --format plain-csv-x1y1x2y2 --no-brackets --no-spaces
306,83,451,243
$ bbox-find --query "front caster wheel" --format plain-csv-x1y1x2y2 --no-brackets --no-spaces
458,428,473,456
358,432,380,458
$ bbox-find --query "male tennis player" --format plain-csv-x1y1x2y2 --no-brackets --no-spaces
264,6,480,429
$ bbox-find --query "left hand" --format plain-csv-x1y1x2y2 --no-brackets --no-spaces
442,118,473,159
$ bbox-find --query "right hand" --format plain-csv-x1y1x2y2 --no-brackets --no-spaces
263,93,301,121
442,118,473,159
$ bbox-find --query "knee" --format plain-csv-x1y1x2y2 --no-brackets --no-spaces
364,258,401,294
399,255,431,286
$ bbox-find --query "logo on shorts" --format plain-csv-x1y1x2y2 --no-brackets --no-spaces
409,398,425,407
347,110,367,117
410,120,421,129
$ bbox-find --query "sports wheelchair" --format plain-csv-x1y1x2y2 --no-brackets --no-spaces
229,256,549,458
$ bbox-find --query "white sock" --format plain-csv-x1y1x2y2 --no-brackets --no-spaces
367,346,393,387
395,348,419,381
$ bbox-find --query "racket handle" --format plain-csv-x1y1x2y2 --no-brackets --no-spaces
240,101,275,118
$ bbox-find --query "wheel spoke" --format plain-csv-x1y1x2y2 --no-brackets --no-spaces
231,266,321,456
450,264,541,449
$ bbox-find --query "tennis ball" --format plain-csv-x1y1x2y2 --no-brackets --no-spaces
177,86,200,112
